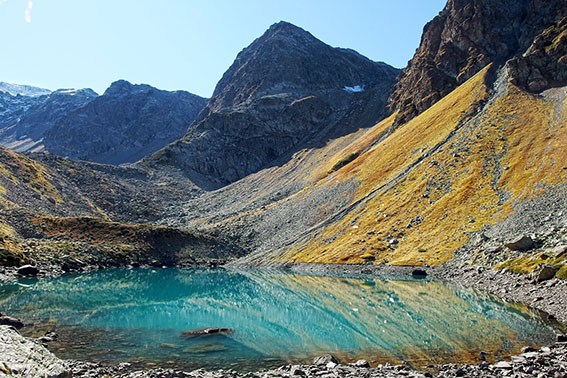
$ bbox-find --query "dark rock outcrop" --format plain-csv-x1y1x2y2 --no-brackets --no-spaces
534,264,559,282
387,0,567,125
411,269,428,277
507,16,567,92
45,81,206,164
148,21,399,189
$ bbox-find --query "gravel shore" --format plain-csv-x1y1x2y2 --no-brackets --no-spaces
67,341,567,377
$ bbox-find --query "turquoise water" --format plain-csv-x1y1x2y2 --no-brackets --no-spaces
0,268,558,371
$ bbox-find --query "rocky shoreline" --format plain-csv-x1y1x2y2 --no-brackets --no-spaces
65,342,567,377
0,262,566,377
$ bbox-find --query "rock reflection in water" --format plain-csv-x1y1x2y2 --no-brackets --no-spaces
0,268,557,371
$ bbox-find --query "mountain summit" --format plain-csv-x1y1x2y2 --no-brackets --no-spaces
149,21,400,189
210,21,394,111
0,88,97,153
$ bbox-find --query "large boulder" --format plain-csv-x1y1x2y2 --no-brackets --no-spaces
505,235,536,251
412,269,428,278
534,264,559,282
16,265,39,277
313,354,340,366
550,245,567,259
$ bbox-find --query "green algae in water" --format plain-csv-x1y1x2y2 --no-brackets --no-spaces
0,268,559,371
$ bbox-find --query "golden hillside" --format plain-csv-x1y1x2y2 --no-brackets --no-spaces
232,65,567,274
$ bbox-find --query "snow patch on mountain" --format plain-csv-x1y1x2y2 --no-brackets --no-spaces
343,85,365,93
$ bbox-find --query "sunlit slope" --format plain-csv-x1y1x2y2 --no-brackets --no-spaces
0,148,65,207
0,148,224,266
248,65,567,266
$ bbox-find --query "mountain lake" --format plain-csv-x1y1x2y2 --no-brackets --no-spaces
0,268,560,372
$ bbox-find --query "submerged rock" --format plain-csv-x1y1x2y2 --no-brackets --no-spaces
37,331,58,343
180,327,233,339
182,342,227,354
158,343,179,349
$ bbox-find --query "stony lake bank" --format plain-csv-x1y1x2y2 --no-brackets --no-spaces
0,261,566,378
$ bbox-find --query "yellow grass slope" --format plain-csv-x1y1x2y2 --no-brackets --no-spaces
268,65,567,266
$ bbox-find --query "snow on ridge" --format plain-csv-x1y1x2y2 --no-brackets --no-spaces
343,85,365,93
57,89,79,95
0,82,52,97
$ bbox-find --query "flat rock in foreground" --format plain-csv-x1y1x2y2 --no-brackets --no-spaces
0,325,70,377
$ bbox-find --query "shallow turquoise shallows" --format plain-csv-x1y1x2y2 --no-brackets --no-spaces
0,268,558,371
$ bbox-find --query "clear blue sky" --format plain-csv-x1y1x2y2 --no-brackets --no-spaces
1,0,446,97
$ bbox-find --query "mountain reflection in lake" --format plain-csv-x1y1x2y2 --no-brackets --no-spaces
0,268,557,372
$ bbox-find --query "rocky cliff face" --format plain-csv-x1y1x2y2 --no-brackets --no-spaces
507,16,567,92
387,0,567,125
44,81,206,164
149,21,399,189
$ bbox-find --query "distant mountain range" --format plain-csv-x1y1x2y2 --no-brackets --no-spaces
0,80,206,164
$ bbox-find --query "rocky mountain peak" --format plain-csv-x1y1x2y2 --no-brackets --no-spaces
387,0,567,125
150,22,399,189
263,20,315,40
44,82,207,165
103,80,154,97
208,21,393,111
